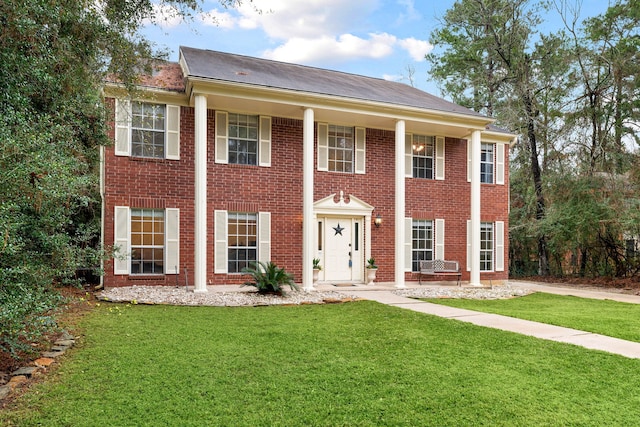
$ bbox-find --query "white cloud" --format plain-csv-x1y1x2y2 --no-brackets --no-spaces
145,3,185,29
398,37,433,61
199,9,236,29
235,0,378,40
383,73,404,82
263,33,397,64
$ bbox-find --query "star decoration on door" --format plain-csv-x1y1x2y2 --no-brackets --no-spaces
333,223,345,236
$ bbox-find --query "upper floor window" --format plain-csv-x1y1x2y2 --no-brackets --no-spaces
481,143,494,184
228,114,259,165
412,135,435,179
215,111,271,167
317,123,366,174
131,102,166,158
328,125,354,173
114,99,180,160
405,134,445,180
468,141,505,185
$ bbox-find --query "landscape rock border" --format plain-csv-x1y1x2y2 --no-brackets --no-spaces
0,331,75,402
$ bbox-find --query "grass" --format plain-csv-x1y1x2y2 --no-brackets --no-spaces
2,301,640,426
422,292,640,342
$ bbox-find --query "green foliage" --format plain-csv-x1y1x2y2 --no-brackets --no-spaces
366,257,378,269
312,258,322,270
0,282,65,357
0,0,248,358
241,261,299,295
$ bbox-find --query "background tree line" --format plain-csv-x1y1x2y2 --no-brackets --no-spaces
427,0,640,279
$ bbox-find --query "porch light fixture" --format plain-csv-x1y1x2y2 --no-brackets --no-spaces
374,213,382,228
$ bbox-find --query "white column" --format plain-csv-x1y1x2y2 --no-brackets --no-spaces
194,94,208,293
395,120,406,288
470,129,482,286
302,108,315,291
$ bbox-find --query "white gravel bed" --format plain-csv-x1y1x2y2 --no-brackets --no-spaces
98,286,357,307
394,284,533,300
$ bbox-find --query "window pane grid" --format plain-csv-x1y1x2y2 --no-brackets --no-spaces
481,143,494,184
131,102,165,158
228,212,257,273
131,209,164,274
328,125,354,173
229,114,258,165
480,222,494,271
412,219,433,272
412,135,434,179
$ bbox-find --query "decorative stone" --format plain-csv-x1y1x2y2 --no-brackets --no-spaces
60,331,75,341
8,376,28,389
0,385,11,399
34,357,55,367
42,351,65,358
11,367,38,377
50,346,67,352
54,339,75,347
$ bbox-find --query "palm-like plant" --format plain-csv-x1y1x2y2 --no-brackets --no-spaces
241,261,299,296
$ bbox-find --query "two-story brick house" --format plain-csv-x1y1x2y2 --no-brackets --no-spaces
101,46,514,291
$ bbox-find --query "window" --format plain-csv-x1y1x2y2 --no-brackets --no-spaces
131,102,165,158
480,222,494,271
228,212,257,273
228,113,259,165
130,209,165,274
405,134,445,180
328,125,354,173
412,219,434,272
114,99,180,160
480,143,494,184
412,135,435,179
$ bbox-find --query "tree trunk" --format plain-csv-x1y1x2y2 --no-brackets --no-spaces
523,90,550,276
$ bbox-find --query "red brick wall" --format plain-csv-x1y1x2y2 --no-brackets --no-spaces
103,99,509,287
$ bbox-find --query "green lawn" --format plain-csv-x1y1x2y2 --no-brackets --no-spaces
2,301,640,426
423,292,640,343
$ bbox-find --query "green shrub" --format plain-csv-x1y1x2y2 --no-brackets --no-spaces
0,282,65,358
241,261,298,296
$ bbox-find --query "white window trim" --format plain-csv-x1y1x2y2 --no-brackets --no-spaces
216,111,272,167
113,206,180,275
317,123,365,173
214,210,271,274
114,99,180,160
468,141,505,185
405,134,445,179
466,220,504,272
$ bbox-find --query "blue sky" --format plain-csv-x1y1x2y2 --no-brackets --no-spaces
141,0,612,96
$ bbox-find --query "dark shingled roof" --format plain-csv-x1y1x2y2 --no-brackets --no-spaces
180,46,487,119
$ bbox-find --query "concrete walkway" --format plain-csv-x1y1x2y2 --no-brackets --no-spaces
326,281,640,359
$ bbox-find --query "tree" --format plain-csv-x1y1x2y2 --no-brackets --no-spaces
428,0,555,275
0,0,248,358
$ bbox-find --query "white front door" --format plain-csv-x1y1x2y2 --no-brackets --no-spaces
321,217,363,283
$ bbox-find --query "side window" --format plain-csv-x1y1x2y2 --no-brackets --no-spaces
480,222,494,271
412,219,433,272
228,114,258,165
130,209,165,274
114,99,180,160
131,102,166,158
227,212,257,273
412,135,434,179
480,143,494,184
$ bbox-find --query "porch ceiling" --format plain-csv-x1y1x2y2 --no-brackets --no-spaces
199,89,485,140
